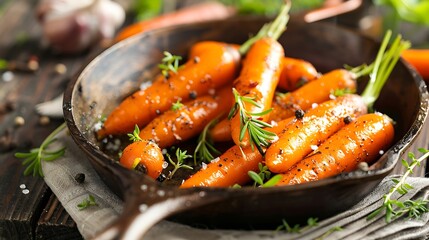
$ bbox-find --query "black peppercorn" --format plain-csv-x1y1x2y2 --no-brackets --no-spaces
74,173,85,184
295,109,305,119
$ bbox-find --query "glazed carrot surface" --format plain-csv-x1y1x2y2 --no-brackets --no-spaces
270,69,357,122
119,140,164,179
138,86,233,149
265,94,367,173
277,57,319,91
230,37,284,148
277,113,394,185
97,42,240,138
181,116,294,188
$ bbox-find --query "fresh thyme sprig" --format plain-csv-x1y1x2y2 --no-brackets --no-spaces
15,123,67,177
158,51,182,77
193,118,221,165
77,195,98,210
228,88,277,155
367,148,429,222
127,124,143,142
166,148,193,180
171,100,184,111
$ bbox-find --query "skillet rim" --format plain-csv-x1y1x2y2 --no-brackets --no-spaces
63,16,429,196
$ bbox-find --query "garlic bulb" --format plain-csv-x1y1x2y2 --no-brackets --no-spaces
36,0,125,54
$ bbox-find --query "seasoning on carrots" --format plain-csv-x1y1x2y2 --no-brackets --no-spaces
119,126,164,179
276,113,394,185
229,3,290,151
97,41,241,138
265,30,410,174
277,56,319,91
138,86,233,149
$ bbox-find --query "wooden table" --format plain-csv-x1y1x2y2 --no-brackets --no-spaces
0,0,428,239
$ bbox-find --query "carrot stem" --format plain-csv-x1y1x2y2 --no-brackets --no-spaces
238,1,291,55
361,30,411,111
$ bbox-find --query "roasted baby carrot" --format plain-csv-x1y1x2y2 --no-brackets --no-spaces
181,116,294,188
266,31,410,174
270,68,357,122
97,42,240,138
228,3,290,151
138,86,233,148
229,37,284,149
115,2,236,42
265,94,367,173
99,3,291,138
277,113,394,185
119,138,164,179
277,56,319,91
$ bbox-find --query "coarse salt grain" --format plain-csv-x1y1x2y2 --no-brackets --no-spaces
2,71,14,82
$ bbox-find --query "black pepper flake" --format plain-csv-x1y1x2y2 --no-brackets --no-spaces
157,173,166,182
295,109,305,119
135,163,148,174
189,91,197,99
343,116,353,124
74,173,85,184
218,164,223,167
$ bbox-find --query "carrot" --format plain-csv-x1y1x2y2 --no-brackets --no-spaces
211,68,356,142
138,86,233,148
266,31,410,174
401,49,429,80
98,3,290,138
277,56,319,91
276,113,394,185
229,37,284,149
181,116,294,188
209,118,232,142
265,94,367,173
97,41,240,138
270,68,357,122
119,138,164,179
227,2,290,152
115,2,236,42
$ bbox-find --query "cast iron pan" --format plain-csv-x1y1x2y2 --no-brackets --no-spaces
63,17,429,239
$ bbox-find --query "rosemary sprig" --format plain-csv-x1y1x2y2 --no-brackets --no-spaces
228,88,277,155
77,195,98,210
193,118,221,165
367,148,429,222
15,123,67,177
166,148,193,180
248,163,282,187
158,51,182,78
127,124,143,142
171,100,184,111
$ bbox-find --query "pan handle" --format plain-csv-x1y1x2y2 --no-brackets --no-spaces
92,182,227,240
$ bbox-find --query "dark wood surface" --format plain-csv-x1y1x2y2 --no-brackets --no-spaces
0,0,428,239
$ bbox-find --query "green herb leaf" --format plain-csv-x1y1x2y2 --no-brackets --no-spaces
77,195,98,210
368,148,429,222
166,148,193,180
127,124,142,142
171,100,184,111
193,118,221,165
228,88,277,155
15,123,67,177
159,51,182,77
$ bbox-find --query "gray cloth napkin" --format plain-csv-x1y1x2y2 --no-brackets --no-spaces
41,129,429,240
